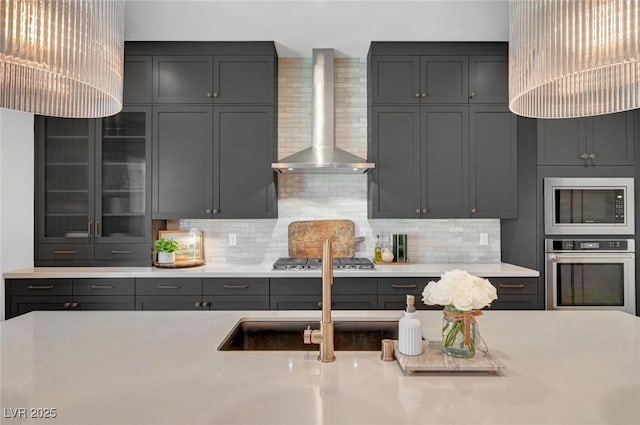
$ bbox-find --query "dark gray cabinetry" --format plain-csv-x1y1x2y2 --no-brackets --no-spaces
371,55,468,104
377,278,439,310
153,55,274,104
152,105,276,219
487,277,538,310
537,111,635,166
468,56,508,104
6,279,135,319
203,278,269,310
270,278,377,310
123,56,152,104
469,105,518,219
35,107,152,266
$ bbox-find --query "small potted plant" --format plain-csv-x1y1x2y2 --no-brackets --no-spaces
154,238,180,264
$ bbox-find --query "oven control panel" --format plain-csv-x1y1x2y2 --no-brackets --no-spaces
547,239,633,252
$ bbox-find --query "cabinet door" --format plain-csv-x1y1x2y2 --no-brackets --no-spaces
469,105,518,218
468,56,508,103
153,56,213,103
123,56,152,104
9,296,70,319
36,117,95,246
214,56,275,104
214,106,276,218
537,118,586,165
135,296,203,311
152,106,214,219
370,56,420,104
422,106,468,218
97,107,151,243
420,56,468,103
270,295,377,310
71,296,135,311
369,106,421,218
204,296,269,310
588,112,635,165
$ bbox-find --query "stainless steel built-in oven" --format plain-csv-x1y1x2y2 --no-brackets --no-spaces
545,239,635,314
544,177,634,235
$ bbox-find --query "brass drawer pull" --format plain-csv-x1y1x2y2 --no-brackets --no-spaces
392,284,417,289
223,284,249,289
111,250,134,255
91,285,116,289
499,284,525,289
156,285,181,289
54,250,78,255
27,285,54,290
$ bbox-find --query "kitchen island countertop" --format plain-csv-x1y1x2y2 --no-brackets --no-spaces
1,310,638,425
3,262,539,279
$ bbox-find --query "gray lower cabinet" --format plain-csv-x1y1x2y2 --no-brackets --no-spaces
203,278,269,310
6,278,135,319
270,278,377,310
537,111,634,166
487,277,538,310
136,295,204,311
152,105,276,219
377,277,439,310
135,278,203,311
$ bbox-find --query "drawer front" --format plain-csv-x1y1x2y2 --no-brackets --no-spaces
203,278,268,296
7,279,72,296
204,295,269,311
489,294,539,310
37,244,93,261
378,295,441,311
73,279,135,296
377,278,430,295
270,278,377,296
135,278,202,295
94,244,152,262
489,277,538,295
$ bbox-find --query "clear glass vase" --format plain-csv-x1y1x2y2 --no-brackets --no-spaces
442,306,477,358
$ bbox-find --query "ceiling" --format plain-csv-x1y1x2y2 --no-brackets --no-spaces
125,0,509,57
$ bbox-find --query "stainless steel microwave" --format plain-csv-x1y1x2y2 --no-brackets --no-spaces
544,177,635,235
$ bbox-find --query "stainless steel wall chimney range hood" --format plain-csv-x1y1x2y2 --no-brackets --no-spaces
272,49,375,174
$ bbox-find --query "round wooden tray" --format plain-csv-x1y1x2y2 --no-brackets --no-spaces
153,259,205,268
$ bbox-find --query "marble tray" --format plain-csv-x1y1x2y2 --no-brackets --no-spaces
393,340,504,374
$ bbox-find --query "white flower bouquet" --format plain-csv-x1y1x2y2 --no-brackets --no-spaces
422,270,497,358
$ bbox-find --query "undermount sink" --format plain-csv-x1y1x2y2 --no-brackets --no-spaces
217,319,399,351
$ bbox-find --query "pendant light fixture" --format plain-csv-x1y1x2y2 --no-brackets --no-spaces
0,0,125,118
509,0,640,119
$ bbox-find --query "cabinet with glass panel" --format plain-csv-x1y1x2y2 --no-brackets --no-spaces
35,107,152,266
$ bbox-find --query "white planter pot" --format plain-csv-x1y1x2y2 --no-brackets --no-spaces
157,252,175,264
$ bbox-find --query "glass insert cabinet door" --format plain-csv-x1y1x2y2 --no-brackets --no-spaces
98,110,149,240
40,118,95,241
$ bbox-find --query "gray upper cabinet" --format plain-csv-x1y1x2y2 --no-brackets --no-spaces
153,55,275,104
371,56,420,104
469,105,518,218
537,111,634,166
153,106,214,219
123,56,152,104
419,56,468,104
469,56,508,103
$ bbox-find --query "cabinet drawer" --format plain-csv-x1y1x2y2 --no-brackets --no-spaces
7,279,72,296
203,278,268,295
489,295,539,310
73,279,135,296
489,277,538,295
378,295,440,311
270,278,376,296
37,244,93,261
135,278,202,295
94,244,151,262
377,278,430,295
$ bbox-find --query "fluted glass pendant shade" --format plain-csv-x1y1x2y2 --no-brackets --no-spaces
0,0,125,118
509,0,640,119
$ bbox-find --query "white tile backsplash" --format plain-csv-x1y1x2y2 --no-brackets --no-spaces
174,58,501,265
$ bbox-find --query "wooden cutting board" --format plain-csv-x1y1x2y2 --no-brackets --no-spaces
288,220,355,258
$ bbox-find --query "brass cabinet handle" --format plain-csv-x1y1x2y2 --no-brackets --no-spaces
588,153,596,159
63,302,72,308
415,208,421,214
223,284,249,289
580,153,589,160
421,92,427,97
202,301,211,308
422,208,428,214
212,92,219,98
498,284,525,289
469,92,476,98
392,284,417,289
195,302,202,307
206,208,212,214
95,221,101,238
111,250,133,255
54,250,78,255
71,302,79,309
91,284,116,289
212,208,219,214
415,93,420,98
28,284,54,290
88,220,93,237
470,208,477,214
156,285,181,289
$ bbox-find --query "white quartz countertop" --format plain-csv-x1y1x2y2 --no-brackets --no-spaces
1,310,638,425
2,262,539,279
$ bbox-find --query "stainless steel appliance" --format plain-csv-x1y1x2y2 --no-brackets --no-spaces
544,177,634,235
273,257,375,270
545,239,635,314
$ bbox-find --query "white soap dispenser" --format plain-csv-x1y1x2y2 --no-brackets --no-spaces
398,294,423,356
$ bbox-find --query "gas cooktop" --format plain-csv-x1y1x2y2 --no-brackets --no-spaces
273,257,376,270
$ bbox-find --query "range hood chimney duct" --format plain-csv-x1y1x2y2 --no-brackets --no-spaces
272,49,375,174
